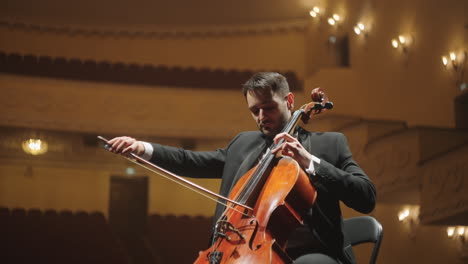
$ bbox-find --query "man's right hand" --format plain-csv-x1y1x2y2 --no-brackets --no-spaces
107,136,145,156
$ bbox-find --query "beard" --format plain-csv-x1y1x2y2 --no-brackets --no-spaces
259,119,287,138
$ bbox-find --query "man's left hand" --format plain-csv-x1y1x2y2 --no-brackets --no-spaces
271,132,312,168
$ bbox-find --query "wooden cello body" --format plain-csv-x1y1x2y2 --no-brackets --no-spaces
194,157,316,264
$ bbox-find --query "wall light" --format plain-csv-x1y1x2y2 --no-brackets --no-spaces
327,14,342,27
441,50,466,89
398,206,419,238
391,34,413,53
353,22,368,36
447,226,466,241
447,226,468,259
309,6,322,18
22,138,48,155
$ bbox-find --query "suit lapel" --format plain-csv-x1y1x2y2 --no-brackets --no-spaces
230,138,269,191
213,136,270,225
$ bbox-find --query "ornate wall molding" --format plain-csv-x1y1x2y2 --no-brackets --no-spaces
0,51,302,90
420,147,468,225
0,19,307,39
360,129,418,200
360,127,468,204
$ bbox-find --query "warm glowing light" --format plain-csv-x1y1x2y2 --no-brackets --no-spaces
354,23,367,36
328,18,336,26
398,35,406,44
458,227,465,236
354,27,361,35
447,226,456,237
442,56,448,66
22,139,48,155
391,39,399,48
398,209,410,221
333,14,340,21
450,52,456,61
313,6,320,13
309,11,317,17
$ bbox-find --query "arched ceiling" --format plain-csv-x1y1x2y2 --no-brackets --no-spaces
2,0,318,26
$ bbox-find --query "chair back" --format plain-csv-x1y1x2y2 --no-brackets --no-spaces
343,216,383,264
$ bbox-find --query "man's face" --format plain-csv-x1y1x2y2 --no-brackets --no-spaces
246,89,293,137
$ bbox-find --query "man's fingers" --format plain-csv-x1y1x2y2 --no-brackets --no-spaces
271,145,280,154
122,143,136,154
115,140,127,152
271,138,313,168
271,142,297,156
109,139,122,152
273,132,297,144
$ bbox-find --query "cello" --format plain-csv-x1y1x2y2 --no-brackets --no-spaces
193,88,333,264
98,88,333,264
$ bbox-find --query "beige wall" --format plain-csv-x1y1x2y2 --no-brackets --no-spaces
0,162,222,217
304,0,467,128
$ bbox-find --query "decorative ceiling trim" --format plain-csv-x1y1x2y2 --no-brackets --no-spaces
0,51,302,90
0,19,307,38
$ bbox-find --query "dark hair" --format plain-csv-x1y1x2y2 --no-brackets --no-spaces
242,72,290,97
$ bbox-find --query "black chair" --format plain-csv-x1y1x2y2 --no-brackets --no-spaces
343,216,383,264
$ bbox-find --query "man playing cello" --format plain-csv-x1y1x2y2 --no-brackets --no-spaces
107,72,376,264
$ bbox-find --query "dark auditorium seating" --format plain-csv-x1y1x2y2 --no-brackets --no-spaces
147,214,213,264
0,207,214,264
0,208,128,264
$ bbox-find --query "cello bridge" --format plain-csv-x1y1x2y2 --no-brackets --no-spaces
214,220,245,242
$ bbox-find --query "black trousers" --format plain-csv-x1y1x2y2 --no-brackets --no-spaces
294,253,341,264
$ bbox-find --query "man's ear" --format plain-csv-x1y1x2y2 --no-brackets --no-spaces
286,92,294,110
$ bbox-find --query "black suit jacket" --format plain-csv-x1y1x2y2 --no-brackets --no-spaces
149,128,376,264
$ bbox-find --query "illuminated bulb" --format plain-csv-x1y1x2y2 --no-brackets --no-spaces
357,23,365,30
458,226,465,236
398,35,406,44
354,26,361,35
447,226,456,237
450,52,456,61
22,138,48,155
328,18,336,26
310,11,317,17
29,141,40,150
313,6,320,13
398,209,410,221
442,56,448,66
333,14,340,21
391,39,399,48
